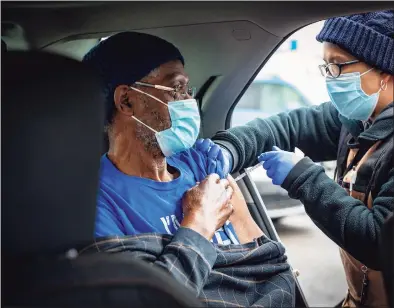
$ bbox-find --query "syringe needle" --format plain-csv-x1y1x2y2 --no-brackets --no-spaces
234,163,262,182
234,172,247,182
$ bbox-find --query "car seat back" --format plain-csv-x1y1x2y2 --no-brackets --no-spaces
2,51,104,256
7,252,201,307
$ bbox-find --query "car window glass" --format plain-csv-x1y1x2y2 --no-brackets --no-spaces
281,86,305,110
237,83,262,109
260,84,284,113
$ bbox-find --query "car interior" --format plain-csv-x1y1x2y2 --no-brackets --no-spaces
2,1,393,307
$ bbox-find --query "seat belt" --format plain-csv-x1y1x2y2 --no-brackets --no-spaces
241,170,309,307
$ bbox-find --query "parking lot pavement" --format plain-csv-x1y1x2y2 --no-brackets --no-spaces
274,212,348,307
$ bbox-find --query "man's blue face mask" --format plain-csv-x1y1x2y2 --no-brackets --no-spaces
325,68,382,121
129,86,201,157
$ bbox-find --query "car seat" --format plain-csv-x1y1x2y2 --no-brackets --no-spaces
2,50,201,307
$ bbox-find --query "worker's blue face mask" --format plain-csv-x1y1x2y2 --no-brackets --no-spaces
326,68,381,121
129,87,200,157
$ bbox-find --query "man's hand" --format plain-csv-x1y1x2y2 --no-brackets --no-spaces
181,174,234,240
194,139,232,177
258,146,303,185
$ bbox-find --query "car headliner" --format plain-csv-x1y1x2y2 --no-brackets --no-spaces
2,1,392,137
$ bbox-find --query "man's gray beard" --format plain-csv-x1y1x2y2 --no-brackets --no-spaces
135,121,166,158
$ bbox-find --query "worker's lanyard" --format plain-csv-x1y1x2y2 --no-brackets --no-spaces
343,119,372,175
338,143,367,190
343,146,365,175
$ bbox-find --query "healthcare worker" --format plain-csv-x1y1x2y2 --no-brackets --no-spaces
209,10,393,308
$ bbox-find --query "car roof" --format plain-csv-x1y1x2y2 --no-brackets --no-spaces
2,2,392,48
2,2,392,137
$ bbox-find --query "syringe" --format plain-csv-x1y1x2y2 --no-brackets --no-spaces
234,162,263,182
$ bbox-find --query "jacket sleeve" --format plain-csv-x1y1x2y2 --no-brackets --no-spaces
282,157,394,270
153,227,218,295
212,101,342,173
95,199,217,295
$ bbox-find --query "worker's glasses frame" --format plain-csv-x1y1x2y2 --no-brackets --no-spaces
318,60,360,78
134,81,197,99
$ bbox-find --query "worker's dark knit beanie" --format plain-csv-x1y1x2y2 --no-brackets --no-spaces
83,31,184,125
317,10,394,75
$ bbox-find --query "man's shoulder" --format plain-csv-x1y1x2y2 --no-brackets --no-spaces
168,149,200,176
171,147,220,182
170,148,195,163
99,154,116,176
172,146,227,181
170,148,207,168
98,154,139,193
99,154,121,186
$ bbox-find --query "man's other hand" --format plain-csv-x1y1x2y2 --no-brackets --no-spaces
181,174,234,240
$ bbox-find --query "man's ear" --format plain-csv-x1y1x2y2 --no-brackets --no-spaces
114,85,134,116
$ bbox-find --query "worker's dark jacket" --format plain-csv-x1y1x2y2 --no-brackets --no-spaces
213,102,394,271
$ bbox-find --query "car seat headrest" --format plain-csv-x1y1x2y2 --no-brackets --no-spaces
2,51,105,257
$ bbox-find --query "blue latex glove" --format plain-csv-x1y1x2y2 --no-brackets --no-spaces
193,138,232,177
258,146,303,185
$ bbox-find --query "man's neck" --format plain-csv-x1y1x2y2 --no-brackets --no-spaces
107,138,177,182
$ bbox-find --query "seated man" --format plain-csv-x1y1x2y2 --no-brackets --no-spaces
82,32,295,306
83,31,263,245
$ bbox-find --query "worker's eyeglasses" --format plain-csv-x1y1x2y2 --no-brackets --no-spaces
134,81,196,99
318,60,360,78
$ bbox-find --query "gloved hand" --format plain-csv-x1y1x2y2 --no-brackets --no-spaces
258,146,303,185
194,139,232,177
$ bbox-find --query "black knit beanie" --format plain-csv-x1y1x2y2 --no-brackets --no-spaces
316,10,394,75
82,32,185,125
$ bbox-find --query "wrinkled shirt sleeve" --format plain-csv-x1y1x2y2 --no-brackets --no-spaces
177,147,226,182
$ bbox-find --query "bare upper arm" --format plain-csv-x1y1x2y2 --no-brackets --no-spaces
226,174,251,223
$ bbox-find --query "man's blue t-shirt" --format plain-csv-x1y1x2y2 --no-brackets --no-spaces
96,148,239,245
